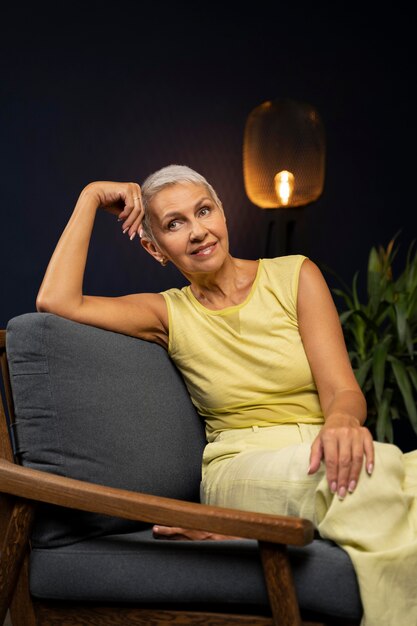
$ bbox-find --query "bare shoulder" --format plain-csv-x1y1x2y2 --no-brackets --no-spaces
297,258,339,322
298,258,331,299
299,257,326,284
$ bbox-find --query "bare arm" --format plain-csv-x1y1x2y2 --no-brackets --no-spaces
36,181,168,347
297,259,374,499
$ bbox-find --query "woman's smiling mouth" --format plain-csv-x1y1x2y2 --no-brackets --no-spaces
191,242,218,256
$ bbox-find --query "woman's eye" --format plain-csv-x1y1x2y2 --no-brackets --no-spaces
199,207,210,216
168,221,179,230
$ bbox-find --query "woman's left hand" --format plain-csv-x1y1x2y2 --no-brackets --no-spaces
308,414,374,500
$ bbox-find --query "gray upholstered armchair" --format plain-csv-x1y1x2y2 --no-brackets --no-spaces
0,313,362,626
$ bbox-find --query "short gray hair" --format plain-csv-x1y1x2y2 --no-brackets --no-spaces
140,164,222,240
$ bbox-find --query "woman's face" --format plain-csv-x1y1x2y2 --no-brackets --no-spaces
142,182,229,276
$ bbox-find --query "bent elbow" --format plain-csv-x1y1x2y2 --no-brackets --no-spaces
36,295,53,313
36,291,66,315
35,294,83,321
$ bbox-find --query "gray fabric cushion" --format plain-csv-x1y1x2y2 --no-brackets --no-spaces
29,528,362,621
6,313,206,547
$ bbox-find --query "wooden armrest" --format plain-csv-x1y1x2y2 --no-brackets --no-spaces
0,459,314,545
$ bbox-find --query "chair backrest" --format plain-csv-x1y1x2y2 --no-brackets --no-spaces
5,312,206,547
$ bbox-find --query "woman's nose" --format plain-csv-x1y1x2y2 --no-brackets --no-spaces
189,220,207,241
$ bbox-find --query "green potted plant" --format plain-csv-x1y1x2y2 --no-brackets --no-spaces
326,234,417,447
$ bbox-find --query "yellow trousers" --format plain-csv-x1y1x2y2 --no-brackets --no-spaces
200,424,417,626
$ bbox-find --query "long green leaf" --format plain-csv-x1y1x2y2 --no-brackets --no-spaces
372,342,388,403
367,271,381,300
376,388,393,443
339,310,354,325
384,282,395,304
389,357,417,433
395,293,408,346
384,233,401,270
355,358,372,387
332,289,354,311
408,366,417,392
368,246,382,274
352,272,361,310
407,283,417,319
405,239,417,291
405,324,414,360
349,309,380,334
375,303,393,327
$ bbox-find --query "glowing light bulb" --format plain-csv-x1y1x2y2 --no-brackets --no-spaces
274,170,295,207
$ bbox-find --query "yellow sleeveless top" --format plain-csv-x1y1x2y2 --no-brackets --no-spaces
161,255,324,441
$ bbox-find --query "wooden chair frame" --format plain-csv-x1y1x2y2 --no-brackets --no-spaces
0,328,338,626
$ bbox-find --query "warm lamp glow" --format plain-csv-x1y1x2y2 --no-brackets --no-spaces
274,170,294,207
243,98,326,209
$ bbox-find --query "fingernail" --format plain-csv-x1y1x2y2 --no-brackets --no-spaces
130,232,136,241
123,228,129,234
367,463,373,475
348,480,356,493
117,217,123,222
338,486,347,500
330,481,337,493
139,228,143,238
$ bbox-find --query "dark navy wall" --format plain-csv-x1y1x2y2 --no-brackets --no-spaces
1,2,415,327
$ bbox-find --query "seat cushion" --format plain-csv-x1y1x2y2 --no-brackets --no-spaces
29,528,362,621
6,313,206,547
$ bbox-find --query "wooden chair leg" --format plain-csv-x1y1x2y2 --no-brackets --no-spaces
0,498,35,625
10,553,37,626
259,541,327,626
259,541,303,626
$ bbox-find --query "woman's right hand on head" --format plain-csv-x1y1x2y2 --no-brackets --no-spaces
80,181,144,241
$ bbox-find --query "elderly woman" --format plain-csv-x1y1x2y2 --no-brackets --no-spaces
37,165,417,626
